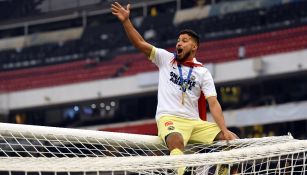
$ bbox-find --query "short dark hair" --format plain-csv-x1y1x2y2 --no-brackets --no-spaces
178,29,200,46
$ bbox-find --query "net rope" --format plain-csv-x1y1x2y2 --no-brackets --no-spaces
0,123,306,174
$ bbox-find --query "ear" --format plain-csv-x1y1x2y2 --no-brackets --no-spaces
192,43,198,51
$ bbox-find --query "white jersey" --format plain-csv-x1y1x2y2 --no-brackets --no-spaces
149,47,217,121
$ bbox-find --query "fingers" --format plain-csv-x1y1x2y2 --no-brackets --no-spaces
112,2,130,11
230,131,239,139
224,131,237,141
111,4,120,12
111,2,122,13
111,2,129,14
111,12,118,16
111,8,118,14
127,4,131,11
114,2,123,8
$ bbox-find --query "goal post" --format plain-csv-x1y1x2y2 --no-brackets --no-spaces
0,122,306,175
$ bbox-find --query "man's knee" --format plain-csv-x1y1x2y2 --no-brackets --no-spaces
165,132,184,150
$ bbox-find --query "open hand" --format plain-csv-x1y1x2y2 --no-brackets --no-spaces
111,2,130,22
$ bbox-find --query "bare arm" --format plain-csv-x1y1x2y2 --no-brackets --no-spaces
111,2,153,57
207,96,237,140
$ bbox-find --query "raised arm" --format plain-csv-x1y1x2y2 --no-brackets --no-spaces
111,2,153,57
207,96,238,141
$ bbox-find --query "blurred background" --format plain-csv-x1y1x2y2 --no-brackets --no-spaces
0,0,306,139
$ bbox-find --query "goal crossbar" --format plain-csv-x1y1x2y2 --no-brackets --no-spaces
1,122,306,174
0,122,164,149
0,123,295,149
0,140,306,172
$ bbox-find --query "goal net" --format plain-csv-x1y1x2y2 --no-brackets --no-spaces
0,123,306,175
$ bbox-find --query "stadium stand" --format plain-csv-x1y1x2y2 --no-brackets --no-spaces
1,0,307,71
0,0,306,139
2,24,307,92
0,0,306,81
0,59,123,91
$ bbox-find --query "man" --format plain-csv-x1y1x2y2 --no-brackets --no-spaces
111,2,238,174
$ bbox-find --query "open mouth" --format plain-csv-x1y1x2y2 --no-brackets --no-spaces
177,48,183,55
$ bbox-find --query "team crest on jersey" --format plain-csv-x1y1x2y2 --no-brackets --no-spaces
190,75,196,81
168,126,175,131
164,121,173,127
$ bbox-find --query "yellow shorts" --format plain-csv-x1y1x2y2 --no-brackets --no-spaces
157,115,221,146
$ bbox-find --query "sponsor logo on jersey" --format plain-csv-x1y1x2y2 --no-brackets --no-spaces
170,71,196,91
164,121,173,127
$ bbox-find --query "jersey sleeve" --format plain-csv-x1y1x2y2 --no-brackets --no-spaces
148,46,174,68
201,69,217,99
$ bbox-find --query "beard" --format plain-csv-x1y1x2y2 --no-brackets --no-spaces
177,50,192,62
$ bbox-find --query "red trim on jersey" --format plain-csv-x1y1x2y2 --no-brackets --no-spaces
198,92,207,121
171,58,203,68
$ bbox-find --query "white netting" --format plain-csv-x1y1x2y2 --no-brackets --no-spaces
0,123,306,175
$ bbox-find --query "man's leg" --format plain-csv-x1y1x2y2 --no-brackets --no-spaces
165,132,186,175
157,116,193,175
166,132,184,151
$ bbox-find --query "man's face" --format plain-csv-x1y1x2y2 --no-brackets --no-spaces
176,34,197,61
